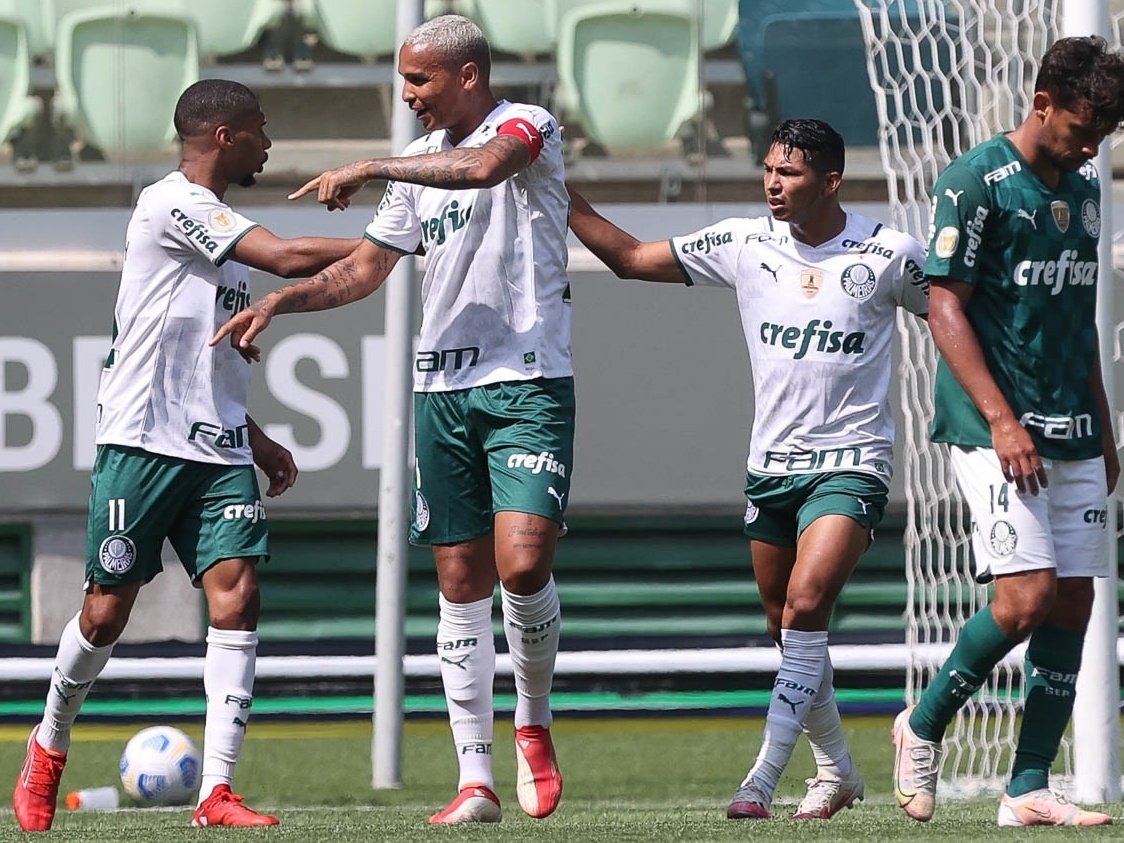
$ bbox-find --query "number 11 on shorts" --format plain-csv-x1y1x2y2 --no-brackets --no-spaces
108,498,126,531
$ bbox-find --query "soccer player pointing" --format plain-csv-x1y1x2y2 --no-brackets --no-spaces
213,15,570,825
568,119,928,820
893,36,1124,827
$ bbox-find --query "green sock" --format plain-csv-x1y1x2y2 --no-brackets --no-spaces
910,608,1019,742
1007,625,1084,797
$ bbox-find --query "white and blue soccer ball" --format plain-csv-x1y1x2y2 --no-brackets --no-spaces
119,726,201,806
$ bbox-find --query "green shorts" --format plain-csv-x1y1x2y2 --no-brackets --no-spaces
411,377,575,545
742,470,889,546
85,444,269,587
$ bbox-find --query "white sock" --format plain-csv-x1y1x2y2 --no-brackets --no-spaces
744,628,829,801
437,594,496,790
802,654,853,777
198,627,257,804
501,578,560,730
38,613,115,754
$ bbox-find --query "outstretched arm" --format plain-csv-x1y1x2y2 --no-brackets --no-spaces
231,228,363,279
567,186,686,284
211,238,402,350
290,135,533,210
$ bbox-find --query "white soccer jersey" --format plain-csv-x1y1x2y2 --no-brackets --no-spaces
364,100,571,392
672,213,928,485
96,171,260,464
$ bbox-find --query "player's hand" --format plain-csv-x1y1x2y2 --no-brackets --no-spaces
253,437,297,497
288,161,371,211
210,300,275,352
991,417,1047,495
234,339,261,363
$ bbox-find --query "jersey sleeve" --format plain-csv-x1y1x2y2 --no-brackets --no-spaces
364,178,421,254
923,162,991,284
669,218,746,289
893,234,930,317
158,187,258,266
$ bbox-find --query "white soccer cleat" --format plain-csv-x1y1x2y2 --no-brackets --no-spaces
997,789,1113,827
792,766,865,819
892,705,942,822
428,785,502,824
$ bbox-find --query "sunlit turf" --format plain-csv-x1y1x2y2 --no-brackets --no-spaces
0,717,1116,841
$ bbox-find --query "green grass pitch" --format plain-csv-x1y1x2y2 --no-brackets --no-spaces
0,716,1116,841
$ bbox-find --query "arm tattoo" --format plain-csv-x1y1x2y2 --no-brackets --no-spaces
276,250,394,313
371,135,529,188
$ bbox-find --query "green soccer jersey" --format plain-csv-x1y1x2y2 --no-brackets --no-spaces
925,133,1103,460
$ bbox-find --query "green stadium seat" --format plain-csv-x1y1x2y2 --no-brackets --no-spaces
555,0,703,153
53,4,199,157
0,0,52,61
735,0,941,148
460,0,556,59
0,14,44,167
698,0,737,52
307,0,447,61
172,0,286,63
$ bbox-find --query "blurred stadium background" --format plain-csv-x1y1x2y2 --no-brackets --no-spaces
1,0,1124,807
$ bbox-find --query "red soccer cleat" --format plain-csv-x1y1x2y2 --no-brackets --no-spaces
429,784,502,824
514,725,563,818
191,784,279,827
13,726,67,832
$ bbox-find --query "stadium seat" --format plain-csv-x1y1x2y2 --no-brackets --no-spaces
736,0,934,148
307,0,447,61
699,0,737,52
461,0,556,59
53,5,199,158
555,0,703,153
0,0,52,61
171,0,286,63
0,14,43,167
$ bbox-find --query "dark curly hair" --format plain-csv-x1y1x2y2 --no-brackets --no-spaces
173,79,260,139
770,119,845,175
1036,36,1124,131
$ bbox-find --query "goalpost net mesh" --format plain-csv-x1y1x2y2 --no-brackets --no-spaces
853,0,1065,796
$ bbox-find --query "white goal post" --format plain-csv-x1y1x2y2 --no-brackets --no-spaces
854,0,1122,800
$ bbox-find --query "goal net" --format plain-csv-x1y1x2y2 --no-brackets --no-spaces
854,0,1074,796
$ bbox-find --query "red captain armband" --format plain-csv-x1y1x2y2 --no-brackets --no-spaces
497,118,544,162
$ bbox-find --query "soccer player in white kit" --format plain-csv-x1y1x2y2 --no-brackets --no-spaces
12,80,361,832
567,119,928,820
213,16,570,825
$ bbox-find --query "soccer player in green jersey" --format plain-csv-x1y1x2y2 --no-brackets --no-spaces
893,36,1124,827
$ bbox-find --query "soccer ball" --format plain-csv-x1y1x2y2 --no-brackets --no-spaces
119,726,201,806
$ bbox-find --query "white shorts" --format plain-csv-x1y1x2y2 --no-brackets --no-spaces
949,445,1110,581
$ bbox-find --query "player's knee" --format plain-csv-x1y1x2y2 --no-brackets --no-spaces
79,600,129,646
207,579,261,630
500,563,551,596
782,593,832,629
